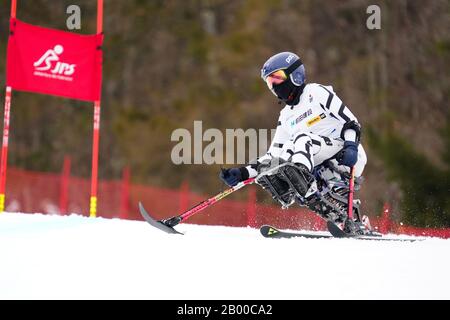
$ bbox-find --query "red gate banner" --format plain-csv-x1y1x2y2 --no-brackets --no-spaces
6,18,103,102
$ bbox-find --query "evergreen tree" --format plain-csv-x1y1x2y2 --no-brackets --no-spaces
368,122,450,227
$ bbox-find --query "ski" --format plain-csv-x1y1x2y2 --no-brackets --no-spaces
261,223,423,242
138,202,183,235
260,225,333,239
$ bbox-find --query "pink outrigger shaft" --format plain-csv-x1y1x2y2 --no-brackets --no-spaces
178,178,255,223
139,178,255,234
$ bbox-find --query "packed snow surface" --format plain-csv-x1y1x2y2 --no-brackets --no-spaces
1,212,449,299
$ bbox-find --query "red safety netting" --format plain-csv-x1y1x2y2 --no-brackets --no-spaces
4,166,450,238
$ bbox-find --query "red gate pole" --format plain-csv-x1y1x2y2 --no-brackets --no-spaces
0,2,17,212
11,0,17,18
120,166,130,219
89,101,100,217
89,0,103,217
59,156,71,215
0,87,12,213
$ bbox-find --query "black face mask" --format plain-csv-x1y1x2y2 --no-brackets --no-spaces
273,79,304,106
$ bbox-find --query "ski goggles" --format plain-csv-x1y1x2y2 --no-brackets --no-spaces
265,70,288,89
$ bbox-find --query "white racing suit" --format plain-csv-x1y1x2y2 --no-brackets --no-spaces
246,83,367,178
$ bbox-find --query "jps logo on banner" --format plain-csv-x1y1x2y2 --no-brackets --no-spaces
7,17,102,101
33,44,76,81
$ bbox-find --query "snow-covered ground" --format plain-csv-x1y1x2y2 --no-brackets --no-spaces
0,212,449,299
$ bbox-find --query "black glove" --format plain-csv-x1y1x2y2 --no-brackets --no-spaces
219,167,248,187
337,141,359,167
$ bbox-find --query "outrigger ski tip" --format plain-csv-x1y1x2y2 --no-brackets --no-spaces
138,202,183,235
326,220,351,238
138,179,255,236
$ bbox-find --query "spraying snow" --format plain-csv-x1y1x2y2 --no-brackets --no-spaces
0,212,449,299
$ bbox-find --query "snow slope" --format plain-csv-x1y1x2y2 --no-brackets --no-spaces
0,212,449,299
